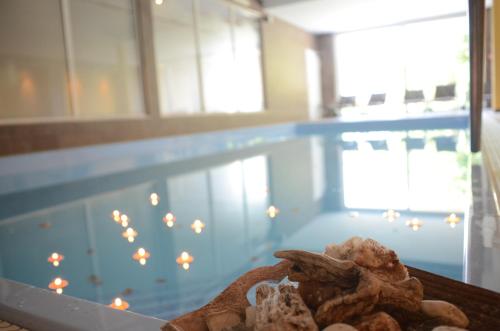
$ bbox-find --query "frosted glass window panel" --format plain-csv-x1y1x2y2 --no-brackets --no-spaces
66,0,144,118
0,0,70,119
152,0,201,115
198,0,236,113
233,11,264,113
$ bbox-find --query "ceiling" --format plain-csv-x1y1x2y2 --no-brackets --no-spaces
262,0,483,34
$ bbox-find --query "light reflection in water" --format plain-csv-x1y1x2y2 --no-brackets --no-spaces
0,127,471,320
406,218,424,231
349,211,360,218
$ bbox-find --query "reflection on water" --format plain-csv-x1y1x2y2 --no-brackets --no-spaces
0,128,470,319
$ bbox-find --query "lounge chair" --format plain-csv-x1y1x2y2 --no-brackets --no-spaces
404,90,425,103
368,93,386,105
434,84,456,101
338,96,356,107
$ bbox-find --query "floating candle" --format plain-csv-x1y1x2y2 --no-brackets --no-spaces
122,227,138,243
190,219,205,234
47,252,64,267
176,251,194,270
163,212,176,228
112,210,121,222
120,214,129,228
48,277,68,294
132,247,150,265
406,218,423,231
267,206,279,218
445,213,461,228
382,209,400,222
150,193,160,206
109,297,129,310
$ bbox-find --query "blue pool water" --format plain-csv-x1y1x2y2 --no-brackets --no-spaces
0,114,470,319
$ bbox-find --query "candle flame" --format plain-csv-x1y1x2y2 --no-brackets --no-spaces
133,247,150,264
109,297,129,310
176,251,194,269
163,213,176,227
150,193,160,206
406,218,423,231
267,206,279,218
383,209,400,222
191,219,205,234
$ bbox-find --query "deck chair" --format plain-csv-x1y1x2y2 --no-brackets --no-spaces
434,136,458,151
340,141,358,150
404,90,425,103
368,140,388,150
338,96,356,107
434,84,456,101
404,137,426,150
368,93,386,105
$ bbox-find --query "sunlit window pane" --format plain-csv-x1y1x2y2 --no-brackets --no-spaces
336,27,404,104
66,0,144,118
198,0,236,113
233,11,264,113
152,0,201,115
335,16,468,115
0,0,70,119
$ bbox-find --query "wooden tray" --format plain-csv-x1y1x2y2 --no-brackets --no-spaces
407,266,500,331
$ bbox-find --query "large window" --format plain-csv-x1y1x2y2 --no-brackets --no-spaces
152,0,264,115
0,0,264,121
0,0,144,120
335,16,468,115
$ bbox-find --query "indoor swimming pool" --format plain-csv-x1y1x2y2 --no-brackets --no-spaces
0,114,472,320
